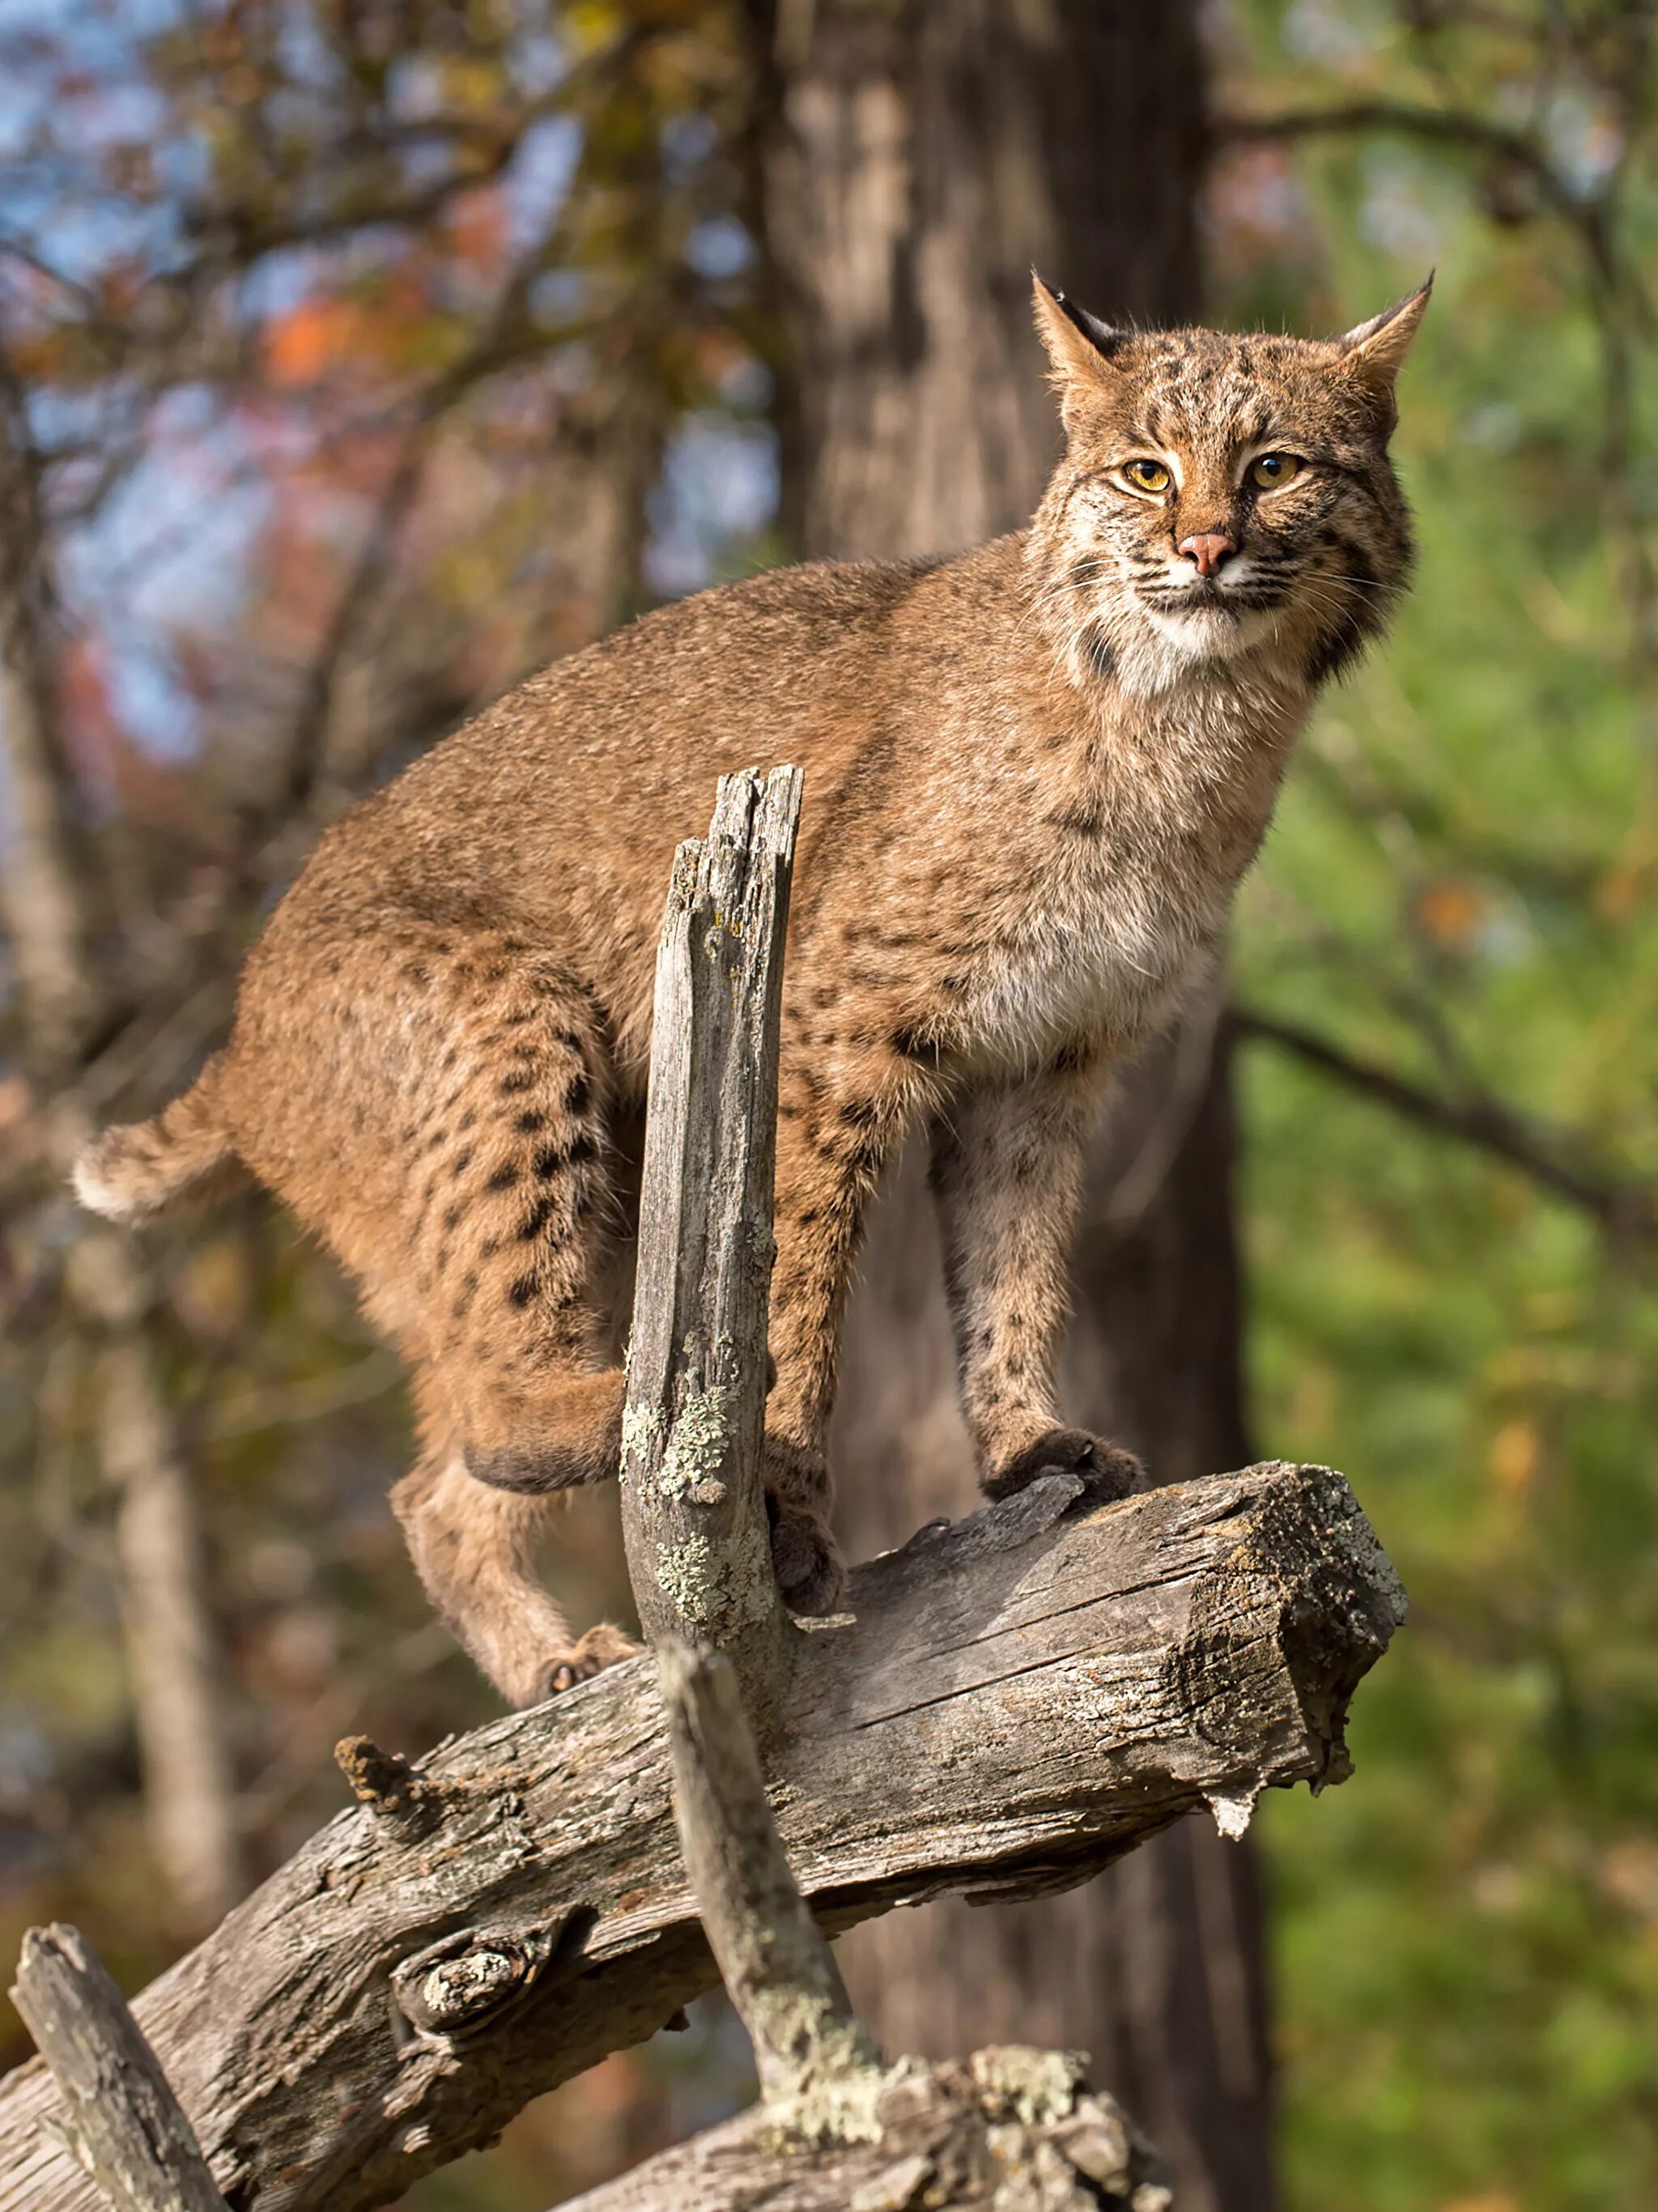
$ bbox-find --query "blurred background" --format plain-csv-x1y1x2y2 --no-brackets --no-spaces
1,2,1656,2208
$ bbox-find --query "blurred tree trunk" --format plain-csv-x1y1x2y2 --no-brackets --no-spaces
1,390,247,1929
748,5,1276,2206
97,1325,248,1929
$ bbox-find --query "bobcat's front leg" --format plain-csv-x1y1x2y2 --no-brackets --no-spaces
929,1050,1146,1503
764,1042,926,1612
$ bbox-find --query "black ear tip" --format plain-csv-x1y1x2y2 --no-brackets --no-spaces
1036,280,1124,361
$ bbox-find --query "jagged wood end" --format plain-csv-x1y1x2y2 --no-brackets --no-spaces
620,766,802,1695
9,1924,228,2212
658,1639,877,2106
0,1461,1405,2212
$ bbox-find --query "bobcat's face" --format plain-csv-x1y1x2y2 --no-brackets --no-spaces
1029,279,1429,694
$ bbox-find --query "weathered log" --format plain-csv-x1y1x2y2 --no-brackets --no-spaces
8,1923,227,2212
636,1649,1167,2212
606,1650,1170,2210
620,765,798,1695
0,1457,1404,2211
556,2045,1171,2212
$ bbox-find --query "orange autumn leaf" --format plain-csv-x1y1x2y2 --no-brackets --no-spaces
265,297,375,384
1416,876,1483,946
266,294,430,385
1487,1420,1540,1496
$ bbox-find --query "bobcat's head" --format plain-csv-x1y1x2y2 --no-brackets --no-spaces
1028,272,1430,696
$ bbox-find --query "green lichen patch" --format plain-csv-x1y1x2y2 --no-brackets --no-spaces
618,1401,665,1487
657,1380,737,1501
657,1520,774,1632
763,2044,900,2150
967,2044,1086,2128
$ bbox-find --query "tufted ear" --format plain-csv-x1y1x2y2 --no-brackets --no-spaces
1031,272,1126,428
1334,274,1433,416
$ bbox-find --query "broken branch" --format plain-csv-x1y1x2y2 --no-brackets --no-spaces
8,1924,227,2212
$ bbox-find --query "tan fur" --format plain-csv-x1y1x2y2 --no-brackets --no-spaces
78,278,1427,1704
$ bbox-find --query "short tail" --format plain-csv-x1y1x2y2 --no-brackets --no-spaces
72,1053,249,1223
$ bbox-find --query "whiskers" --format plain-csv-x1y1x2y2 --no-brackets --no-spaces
1013,558,1112,645
1290,568,1398,633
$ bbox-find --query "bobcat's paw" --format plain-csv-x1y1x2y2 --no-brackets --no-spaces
766,1494,847,1617
539,1623,641,1699
983,1427,1146,1504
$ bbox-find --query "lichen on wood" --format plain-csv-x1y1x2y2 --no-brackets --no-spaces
0,1460,1405,2212
619,767,802,1695
556,2045,1174,2211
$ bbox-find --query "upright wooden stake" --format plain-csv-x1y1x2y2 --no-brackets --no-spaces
619,766,801,1703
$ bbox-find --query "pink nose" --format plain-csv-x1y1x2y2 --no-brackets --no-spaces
1178,531,1237,579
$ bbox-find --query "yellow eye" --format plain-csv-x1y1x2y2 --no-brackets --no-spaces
1123,457,1171,493
1249,452,1302,490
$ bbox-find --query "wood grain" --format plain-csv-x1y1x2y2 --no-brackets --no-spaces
620,765,799,1693
557,2046,1173,2211
0,1459,1403,2211
9,1923,227,2212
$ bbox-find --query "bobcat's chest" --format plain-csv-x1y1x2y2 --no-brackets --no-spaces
965,846,1206,1069
962,685,1299,1066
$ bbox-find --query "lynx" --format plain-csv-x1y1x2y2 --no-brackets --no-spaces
76,274,1429,1705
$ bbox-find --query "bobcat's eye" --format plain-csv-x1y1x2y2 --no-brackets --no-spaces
1122,457,1171,494
1249,452,1302,490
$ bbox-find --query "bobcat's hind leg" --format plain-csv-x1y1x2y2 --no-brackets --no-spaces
393,1452,638,1706
390,942,628,1496
230,919,637,1700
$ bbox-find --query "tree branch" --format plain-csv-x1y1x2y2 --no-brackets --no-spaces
1231,1006,1657,1249
178,29,657,269
620,768,801,1695
556,2043,1173,2212
1213,99,1612,278
9,1924,227,2212
0,1457,1405,2212
2,347,246,1929
97,1333,247,1928
0,357,107,1075
657,1642,878,2104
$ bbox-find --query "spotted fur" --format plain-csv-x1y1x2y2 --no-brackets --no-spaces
74,277,1427,1705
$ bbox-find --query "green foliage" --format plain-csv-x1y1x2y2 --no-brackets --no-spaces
1215,6,1658,2206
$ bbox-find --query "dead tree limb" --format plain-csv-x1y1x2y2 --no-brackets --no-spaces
0,1459,1404,2212
558,2045,1171,2212
620,767,800,1694
609,772,1171,2206
1,776,1408,2209
659,1642,879,2106
626,764,870,2100
594,1644,1171,2212
8,1924,227,2212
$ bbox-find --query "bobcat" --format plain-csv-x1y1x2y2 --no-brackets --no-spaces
75,274,1429,1706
